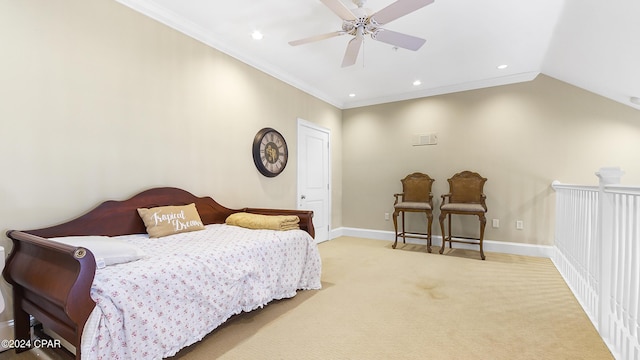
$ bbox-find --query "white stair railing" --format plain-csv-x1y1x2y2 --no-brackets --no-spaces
552,167,640,360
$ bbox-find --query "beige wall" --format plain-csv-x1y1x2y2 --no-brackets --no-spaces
343,75,640,245
0,0,343,246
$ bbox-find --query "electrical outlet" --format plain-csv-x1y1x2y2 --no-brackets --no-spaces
492,219,499,228
384,213,390,221
516,220,524,230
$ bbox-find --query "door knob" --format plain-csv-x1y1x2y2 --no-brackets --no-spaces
300,195,306,199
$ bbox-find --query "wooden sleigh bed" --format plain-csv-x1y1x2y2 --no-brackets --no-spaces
2,187,321,359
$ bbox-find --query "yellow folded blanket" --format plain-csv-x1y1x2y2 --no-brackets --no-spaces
225,212,300,231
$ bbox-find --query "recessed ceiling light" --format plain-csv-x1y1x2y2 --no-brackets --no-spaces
630,96,640,105
497,64,508,70
413,80,422,86
349,93,356,97
251,31,263,40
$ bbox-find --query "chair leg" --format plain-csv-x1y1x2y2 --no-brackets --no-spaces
426,211,433,253
392,210,400,249
478,214,486,260
438,212,447,254
401,212,406,244
447,214,453,248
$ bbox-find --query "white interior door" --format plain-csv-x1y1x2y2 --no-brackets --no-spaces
297,119,330,243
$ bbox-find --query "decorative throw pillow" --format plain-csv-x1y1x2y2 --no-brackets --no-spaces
137,203,205,238
48,236,146,269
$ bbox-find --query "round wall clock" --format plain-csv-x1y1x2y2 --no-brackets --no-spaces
252,127,288,177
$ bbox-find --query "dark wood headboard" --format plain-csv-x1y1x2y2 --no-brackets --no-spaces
2,187,314,359
25,187,314,238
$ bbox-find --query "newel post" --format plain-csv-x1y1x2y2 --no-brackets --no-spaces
594,166,624,339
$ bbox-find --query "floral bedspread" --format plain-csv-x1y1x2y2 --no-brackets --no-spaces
81,224,322,359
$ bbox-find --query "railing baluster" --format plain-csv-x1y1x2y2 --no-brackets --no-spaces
553,167,640,360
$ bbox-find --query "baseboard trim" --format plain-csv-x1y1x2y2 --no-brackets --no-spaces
330,227,554,258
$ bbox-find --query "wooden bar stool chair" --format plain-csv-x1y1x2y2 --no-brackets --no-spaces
393,172,435,252
438,171,488,260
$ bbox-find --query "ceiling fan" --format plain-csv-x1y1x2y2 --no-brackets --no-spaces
289,0,435,67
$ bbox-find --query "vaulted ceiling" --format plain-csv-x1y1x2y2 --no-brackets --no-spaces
116,0,640,110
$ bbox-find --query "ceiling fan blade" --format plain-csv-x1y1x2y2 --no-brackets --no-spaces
371,0,435,25
373,29,426,51
320,0,356,21
341,31,364,67
289,31,345,46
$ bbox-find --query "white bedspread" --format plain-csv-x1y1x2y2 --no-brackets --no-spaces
81,224,322,359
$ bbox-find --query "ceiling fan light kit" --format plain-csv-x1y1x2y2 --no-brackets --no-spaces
289,0,435,67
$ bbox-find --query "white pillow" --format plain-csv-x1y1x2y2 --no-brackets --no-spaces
48,236,145,269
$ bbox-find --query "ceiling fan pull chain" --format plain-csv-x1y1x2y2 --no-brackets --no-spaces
363,41,367,68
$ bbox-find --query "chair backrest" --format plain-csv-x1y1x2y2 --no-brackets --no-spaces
447,171,487,204
401,172,434,202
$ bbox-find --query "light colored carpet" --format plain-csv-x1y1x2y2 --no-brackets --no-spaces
1,237,613,360
173,237,612,360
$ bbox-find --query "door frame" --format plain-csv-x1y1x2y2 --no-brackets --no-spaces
296,118,331,242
